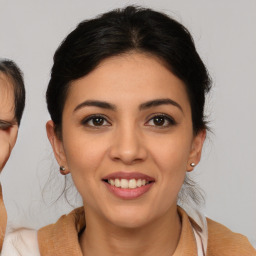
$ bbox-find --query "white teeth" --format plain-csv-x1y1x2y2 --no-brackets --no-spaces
108,178,149,189
128,179,137,189
120,179,129,188
114,178,120,187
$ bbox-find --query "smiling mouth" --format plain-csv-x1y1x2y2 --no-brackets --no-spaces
103,178,153,189
102,172,155,199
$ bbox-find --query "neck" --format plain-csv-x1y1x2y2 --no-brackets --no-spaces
80,206,181,256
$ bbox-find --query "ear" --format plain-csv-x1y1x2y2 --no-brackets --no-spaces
187,129,206,172
46,120,70,175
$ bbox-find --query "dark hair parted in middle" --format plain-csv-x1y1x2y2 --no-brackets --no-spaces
46,5,211,136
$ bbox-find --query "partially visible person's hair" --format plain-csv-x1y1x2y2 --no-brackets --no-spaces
0,59,25,125
46,5,211,206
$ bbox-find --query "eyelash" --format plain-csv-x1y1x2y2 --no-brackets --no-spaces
81,114,111,128
0,120,13,131
81,114,176,128
145,114,176,128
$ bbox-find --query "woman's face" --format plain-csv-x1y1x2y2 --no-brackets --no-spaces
0,73,18,172
48,53,205,228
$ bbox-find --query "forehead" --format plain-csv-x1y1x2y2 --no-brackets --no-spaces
0,72,15,117
66,53,191,113
0,71,13,88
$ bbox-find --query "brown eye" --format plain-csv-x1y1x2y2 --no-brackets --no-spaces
153,116,165,126
92,117,104,126
81,115,111,127
145,114,176,128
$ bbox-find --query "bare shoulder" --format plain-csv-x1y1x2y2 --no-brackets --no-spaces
207,218,256,256
1,228,40,256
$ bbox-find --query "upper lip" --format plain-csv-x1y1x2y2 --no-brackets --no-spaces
102,172,155,181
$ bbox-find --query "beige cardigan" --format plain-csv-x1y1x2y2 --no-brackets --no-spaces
0,185,7,252
37,206,256,256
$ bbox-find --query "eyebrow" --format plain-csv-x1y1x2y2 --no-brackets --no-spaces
139,98,183,112
73,98,183,113
74,100,116,112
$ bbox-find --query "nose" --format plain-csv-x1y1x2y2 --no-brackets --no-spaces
108,124,147,165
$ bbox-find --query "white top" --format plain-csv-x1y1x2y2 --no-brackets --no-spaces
1,229,40,256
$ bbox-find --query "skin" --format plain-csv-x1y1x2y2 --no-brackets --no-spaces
0,73,18,172
47,53,206,256
0,72,18,249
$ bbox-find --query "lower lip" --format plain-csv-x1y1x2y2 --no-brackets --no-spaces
104,182,154,199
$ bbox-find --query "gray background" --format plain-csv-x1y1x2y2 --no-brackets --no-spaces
0,0,255,248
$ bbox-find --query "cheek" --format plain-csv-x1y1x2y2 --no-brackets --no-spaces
62,130,109,195
149,133,192,173
147,133,192,196
64,131,108,170
0,135,11,171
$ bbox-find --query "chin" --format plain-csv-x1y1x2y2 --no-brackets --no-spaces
104,205,155,229
111,217,149,229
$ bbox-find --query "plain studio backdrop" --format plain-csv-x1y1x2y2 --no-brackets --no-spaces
0,0,255,248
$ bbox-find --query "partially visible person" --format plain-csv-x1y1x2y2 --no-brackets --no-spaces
0,59,25,252
2,6,256,256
